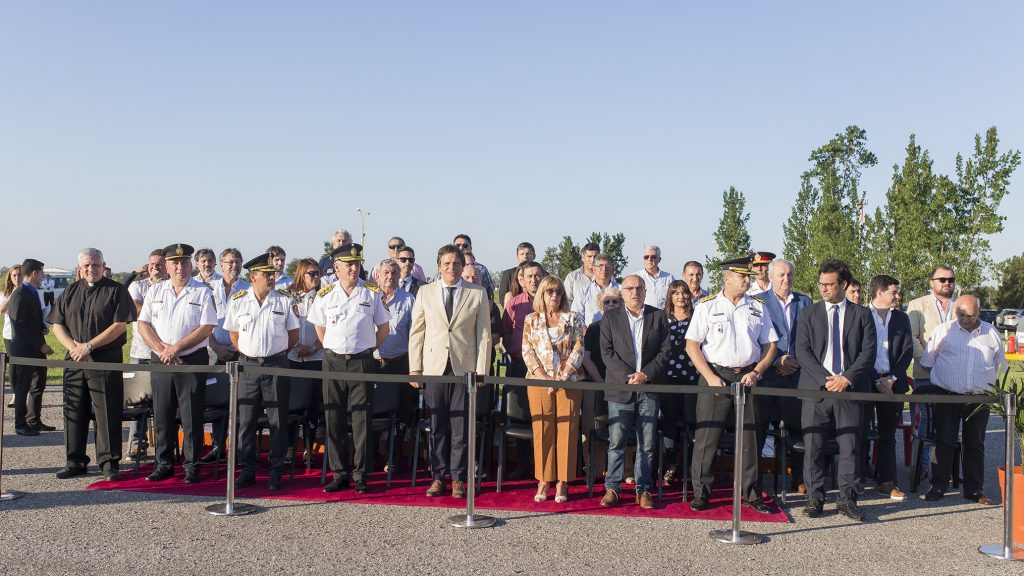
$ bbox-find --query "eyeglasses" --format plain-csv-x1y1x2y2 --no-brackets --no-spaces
817,282,839,289
388,244,404,250
932,277,955,284
304,270,321,277
642,255,659,260
544,288,563,296
455,243,470,250
603,299,622,306
397,257,415,263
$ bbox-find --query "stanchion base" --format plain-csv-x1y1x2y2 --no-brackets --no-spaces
978,544,1024,561
447,514,496,529
710,529,766,545
0,490,26,502
205,502,258,516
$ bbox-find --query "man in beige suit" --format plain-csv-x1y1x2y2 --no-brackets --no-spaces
906,265,957,473
409,244,492,498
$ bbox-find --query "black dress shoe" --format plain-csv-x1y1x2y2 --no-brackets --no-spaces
103,470,121,482
690,495,710,512
146,467,174,482
198,449,223,464
923,487,945,501
323,475,349,493
837,501,865,522
742,498,771,513
184,468,201,484
55,466,88,480
353,479,369,494
268,473,283,491
802,498,824,518
235,473,256,489
15,427,39,436
32,422,57,432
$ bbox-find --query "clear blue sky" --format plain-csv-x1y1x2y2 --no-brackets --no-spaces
3,2,1021,281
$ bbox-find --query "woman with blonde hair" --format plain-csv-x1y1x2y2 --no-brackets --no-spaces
522,275,585,503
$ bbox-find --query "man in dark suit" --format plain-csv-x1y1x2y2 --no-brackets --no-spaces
794,259,876,521
396,246,423,297
754,258,812,471
863,274,913,500
598,274,672,509
8,258,53,436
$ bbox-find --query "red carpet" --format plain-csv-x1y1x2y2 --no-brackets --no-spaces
88,462,790,523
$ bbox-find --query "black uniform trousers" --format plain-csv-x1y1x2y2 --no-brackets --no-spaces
863,399,902,485
63,349,123,472
690,366,761,501
237,355,291,476
932,399,989,496
323,350,376,482
802,395,861,503
151,348,208,471
425,364,468,482
12,353,46,430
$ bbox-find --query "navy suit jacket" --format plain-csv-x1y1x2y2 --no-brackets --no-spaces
599,304,672,403
794,301,877,394
8,284,46,358
871,308,914,394
757,290,812,360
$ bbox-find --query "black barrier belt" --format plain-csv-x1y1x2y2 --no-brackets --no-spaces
240,364,459,385
484,375,735,397
6,356,226,374
748,385,994,404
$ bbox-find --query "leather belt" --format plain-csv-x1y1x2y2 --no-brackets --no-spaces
381,353,408,366
327,349,375,360
711,363,756,375
239,351,288,365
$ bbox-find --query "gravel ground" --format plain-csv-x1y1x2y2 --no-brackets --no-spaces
1,386,1021,576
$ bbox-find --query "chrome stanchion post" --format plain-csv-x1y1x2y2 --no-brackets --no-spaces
980,390,1021,560
0,353,26,502
207,362,256,516
448,372,495,529
710,380,764,545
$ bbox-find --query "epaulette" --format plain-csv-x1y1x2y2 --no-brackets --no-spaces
364,281,381,293
750,295,764,304
231,290,248,300
317,284,335,297
699,294,716,303
276,289,291,297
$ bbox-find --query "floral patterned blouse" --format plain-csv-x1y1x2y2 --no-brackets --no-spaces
522,311,585,381
665,318,697,383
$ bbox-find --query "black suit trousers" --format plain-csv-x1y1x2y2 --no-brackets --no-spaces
151,348,208,471
932,401,989,496
237,356,291,476
12,357,46,429
63,357,123,473
802,396,861,503
424,365,469,482
323,351,376,481
863,399,902,485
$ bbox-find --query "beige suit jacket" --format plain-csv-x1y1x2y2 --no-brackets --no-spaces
906,293,956,380
409,280,492,376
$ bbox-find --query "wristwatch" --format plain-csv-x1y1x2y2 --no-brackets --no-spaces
750,368,762,381
85,342,94,352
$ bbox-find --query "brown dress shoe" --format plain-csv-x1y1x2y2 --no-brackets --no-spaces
451,480,466,498
967,491,994,506
600,489,619,507
635,491,654,509
426,479,445,497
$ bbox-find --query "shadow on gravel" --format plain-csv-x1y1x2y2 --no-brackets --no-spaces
0,488,219,511
763,505,991,537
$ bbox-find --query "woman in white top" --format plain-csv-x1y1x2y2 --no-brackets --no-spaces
2,265,21,407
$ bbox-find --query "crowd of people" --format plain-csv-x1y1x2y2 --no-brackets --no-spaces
1,227,1008,521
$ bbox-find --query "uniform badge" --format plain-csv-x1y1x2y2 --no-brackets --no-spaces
175,245,184,256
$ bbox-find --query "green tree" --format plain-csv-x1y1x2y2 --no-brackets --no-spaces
783,125,877,295
586,231,628,278
995,254,1024,309
705,186,752,291
541,236,581,279
286,257,300,278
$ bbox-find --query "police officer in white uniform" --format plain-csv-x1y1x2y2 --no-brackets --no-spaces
308,243,390,494
225,253,300,491
137,244,218,484
685,256,778,513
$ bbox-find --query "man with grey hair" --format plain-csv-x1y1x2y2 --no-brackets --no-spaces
320,228,353,283
49,248,135,480
633,245,674,308
571,254,620,326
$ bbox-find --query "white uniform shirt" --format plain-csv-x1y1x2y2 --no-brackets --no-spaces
747,279,772,296
138,279,217,356
686,292,778,367
211,277,251,346
274,274,293,290
634,269,675,308
307,279,391,354
128,277,161,359
288,289,324,362
571,278,620,325
224,288,300,357
921,320,1006,394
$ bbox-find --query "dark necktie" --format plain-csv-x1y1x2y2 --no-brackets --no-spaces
830,304,842,374
445,286,455,321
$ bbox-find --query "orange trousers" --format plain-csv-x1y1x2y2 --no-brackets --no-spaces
527,386,582,483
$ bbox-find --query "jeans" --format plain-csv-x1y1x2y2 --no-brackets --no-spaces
913,378,932,469
605,393,658,494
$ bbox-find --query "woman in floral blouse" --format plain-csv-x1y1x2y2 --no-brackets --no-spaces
662,280,697,484
522,275,585,503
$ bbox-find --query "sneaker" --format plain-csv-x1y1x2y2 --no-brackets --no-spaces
877,481,906,501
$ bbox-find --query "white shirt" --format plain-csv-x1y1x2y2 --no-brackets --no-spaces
869,304,892,373
288,289,324,363
138,279,217,356
687,292,778,367
921,320,1006,394
774,291,795,335
211,277,251,346
822,299,848,376
634,268,675,308
563,267,592,306
748,279,772,296
128,277,161,360
0,292,11,340
194,270,223,289
224,288,300,357
438,279,464,310
571,278,620,325
307,279,391,354
626,307,645,372
274,274,293,290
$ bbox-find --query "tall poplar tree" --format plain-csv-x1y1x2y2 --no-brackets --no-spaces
706,186,752,291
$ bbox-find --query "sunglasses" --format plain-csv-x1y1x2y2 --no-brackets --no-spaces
642,255,659,260
544,288,563,296
455,243,470,249
932,277,955,284
305,270,321,277
397,257,415,263
603,299,622,306
388,244,404,250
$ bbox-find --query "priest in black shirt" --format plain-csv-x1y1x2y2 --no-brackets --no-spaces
49,248,135,481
